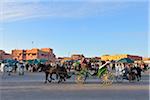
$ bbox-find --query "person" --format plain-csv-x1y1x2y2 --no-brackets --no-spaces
29,64,33,72
130,64,137,74
115,63,119,77
107,63,112,73
97,61,109,77
136,64,142,81
20,63,24,75
143,64,148,71
17,63,23,75
74,62,81,71
32,64,36,72
0,63,1,72
80,58,88,70
0,62,5,72
25,63,29,71
80,58,89,81
14,62,18,73
128,64,137,81
67,62,71,72
123,64,130,80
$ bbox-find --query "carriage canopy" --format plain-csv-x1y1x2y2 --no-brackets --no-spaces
117,58,134,63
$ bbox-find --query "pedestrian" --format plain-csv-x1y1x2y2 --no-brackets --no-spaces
136,64,142,81
26,63,29,71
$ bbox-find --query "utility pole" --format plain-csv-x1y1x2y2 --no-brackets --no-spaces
32,41,34,48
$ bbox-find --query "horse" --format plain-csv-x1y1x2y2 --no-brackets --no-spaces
121,66,142,82
37,63,71,83
129,66,142,81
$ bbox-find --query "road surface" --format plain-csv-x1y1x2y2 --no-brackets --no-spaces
0,72,149,100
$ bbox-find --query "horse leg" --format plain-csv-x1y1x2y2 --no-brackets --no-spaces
45,72,49,83
128,74,132,82
84,73,88,82
58,74,63,83
47,73,53,83
136,74,139,81
58,77,62,83
137,73,142,81
139,73,142,80
50,73,55,80
62,73,67,81
56,74,59,80
63,76,66,82
62,74,66,82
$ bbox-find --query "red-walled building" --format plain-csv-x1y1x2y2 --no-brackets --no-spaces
12,48,56,62
0,50,12,60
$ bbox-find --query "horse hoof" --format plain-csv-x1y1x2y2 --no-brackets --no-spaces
44,81,47,84
58,81,61,84
48,81,51,83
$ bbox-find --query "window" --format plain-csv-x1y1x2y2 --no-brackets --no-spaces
32,53,36,56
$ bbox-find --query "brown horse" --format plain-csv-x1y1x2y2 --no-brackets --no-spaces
38,63,71,83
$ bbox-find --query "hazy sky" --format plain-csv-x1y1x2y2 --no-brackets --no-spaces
0,0,149,57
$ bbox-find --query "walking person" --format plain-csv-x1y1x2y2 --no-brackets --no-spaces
136,64,142,81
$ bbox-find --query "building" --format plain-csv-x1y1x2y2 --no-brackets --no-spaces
142,57,150,64
71,54,85,60
12,48,56,62
142,57,150,61
57,57,72,64
101,54,142,61
57,54,85,63
0,50,12,60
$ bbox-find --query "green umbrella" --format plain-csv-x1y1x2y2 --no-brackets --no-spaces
27,60,33,64
117,58,134,63
33,59,40,64
40,59,48,63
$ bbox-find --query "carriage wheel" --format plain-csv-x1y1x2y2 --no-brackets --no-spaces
115,75,123,83
101,73,114,85
75,74,85,84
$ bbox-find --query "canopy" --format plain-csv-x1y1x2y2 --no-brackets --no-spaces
3,59,18,63
27,60,33,64
2,59,19,66
33,59,40,64
27,59,48,64
40,59,48,64
117,58,134,63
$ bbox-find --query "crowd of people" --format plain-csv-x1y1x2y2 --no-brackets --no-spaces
0,58,149,80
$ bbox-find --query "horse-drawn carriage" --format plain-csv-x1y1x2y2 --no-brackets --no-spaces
74,61,115,85
38,58,142,84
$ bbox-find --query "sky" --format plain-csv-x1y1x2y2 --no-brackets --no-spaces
0,0,149,57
